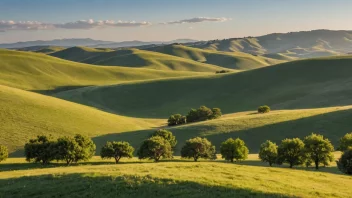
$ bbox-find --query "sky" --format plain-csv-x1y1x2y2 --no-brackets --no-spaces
0,0,351,43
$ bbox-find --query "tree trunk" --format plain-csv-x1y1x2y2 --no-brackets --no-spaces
289,162,293,168
66,159,71,166
315,160,319,170
194,156,198,162
230,158,234,163
115,157,121,164
269,162,272,167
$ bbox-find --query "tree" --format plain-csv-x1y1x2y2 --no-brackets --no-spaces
258,105,270,113
181,137,216,161
220,138,249,162
197,106,213,121
303,133,334,169
24,135,56,165
55,136,79,165
210,108,222,119
167,114,186,126
337,148,352,175
72,134,96,163
338,133,352,151
150,129,177,149
137,136,172,162
101,141,134,163
277,138,305,168
0,145,8,162
186,109,198,123
258,140,278,166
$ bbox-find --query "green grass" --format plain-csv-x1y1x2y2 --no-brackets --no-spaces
50,47,231,72
55,56,352,118
0,49,205,91
145,44,283,70
0,155,351,198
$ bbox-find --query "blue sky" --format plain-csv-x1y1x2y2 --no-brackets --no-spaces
0,0,351,43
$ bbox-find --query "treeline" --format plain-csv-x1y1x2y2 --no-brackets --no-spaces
168,106,222,126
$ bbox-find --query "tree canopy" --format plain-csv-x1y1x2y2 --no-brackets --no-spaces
181,137,216,161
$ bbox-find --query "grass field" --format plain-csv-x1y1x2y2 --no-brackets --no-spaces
0,155,351,198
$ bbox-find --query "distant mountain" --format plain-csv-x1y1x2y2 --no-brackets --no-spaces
90,39,198,48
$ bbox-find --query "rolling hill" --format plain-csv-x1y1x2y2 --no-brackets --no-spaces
144,44,283,70
50,47,231,72
0,49,205,91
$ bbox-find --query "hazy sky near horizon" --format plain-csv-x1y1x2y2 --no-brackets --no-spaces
0,0,351,43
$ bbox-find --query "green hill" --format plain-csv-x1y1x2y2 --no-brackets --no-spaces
55,56,352,118
16,46,66,54
50,47,230,72
144,44,283,70
0,49,205,91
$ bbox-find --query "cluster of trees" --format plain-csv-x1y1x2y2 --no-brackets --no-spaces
259,133,352,174
24,134,96,165
0,145,8,162
258,105,270,113
168,106,222,126
215,70,231,74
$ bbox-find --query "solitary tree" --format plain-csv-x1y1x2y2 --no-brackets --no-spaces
259,140,278,166
55,136,79,165
137,136,172,162
181,137,216,161
277,138,305,168
338,132,352,151
150,129,177,149
0,145,8,162
101,141,134,163
72,134,96,163
167,114,186,126
220,138,249,162
258,105,270,113
337,148,352,175
303,133,334,169
24,135,56,165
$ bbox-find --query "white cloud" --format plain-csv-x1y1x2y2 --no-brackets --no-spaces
0,20,54,32
161,17,231,25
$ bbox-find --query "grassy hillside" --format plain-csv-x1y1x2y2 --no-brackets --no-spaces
16,46,66,54
1,157,351,198
0,84,160,155
0,49,205,91
50,47,230,72
56,56,352,118
145,44,283,70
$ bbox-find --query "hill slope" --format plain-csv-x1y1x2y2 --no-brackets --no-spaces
56,56,352,118
50,47,230,72
0,49,204,91
145,44,283,70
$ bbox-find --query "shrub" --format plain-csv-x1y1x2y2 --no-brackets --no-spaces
186,109,199,123
220,138,248,162
277,138,305,168
24,135,56,165
150,129,177,149
0,145,8,162
210,108,222,119
181,137,216,161
197,106,213,121
186,106,222,123
303,133,334,169
101,141,134,163
258,105,270,113
215,70,231,74
338,132,352,151
258,140,278,166
167,114,186,126
137,136,172,162
337,148,352,175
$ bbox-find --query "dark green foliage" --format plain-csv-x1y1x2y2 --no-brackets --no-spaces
167,114,186,126
186,109,199,123
151,129,177,149
24,135,56,165
277,138,305,168
337,148,352,175
220,138,249,162
338,132,352,151
186,106,222,123
181,137,216,161
210,108,222,119
55,136,79,165
101,141,134,163
137,136,173,162
258,105,270,113
0,145,8,162
71,134,96,163
215,70,231,74
258,140,278,166
303,133,334,169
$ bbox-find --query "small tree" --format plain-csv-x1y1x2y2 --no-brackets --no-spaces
0,145,8,162
259,140,278,166
303,133,334,169
337,148,352,175
181,137,216,161
197,106,213,121
101,141,134,163
210,108,222,119
167,114,186,126
137,136,172,162
55,136,79,165
220,138,249,162
151,129,177,149
24,135,56,165
258,105,270,113
277,138,305,168
186,109,198,123
72,134,96,163
338,132,352,151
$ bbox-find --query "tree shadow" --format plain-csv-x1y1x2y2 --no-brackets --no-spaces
0,173,293,198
